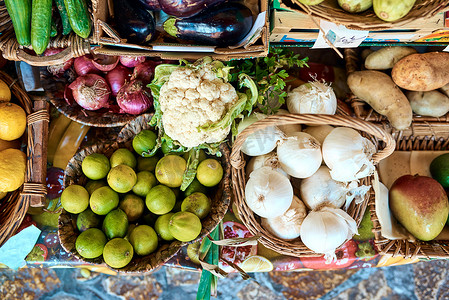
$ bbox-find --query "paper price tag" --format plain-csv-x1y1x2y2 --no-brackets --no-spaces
312,20,369,49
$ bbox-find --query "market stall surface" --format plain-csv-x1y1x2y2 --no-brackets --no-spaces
0,259,448,299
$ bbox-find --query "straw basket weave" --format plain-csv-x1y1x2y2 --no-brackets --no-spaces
230,114,395,257
370,123,449,259
278,0,448,31
344,48,449,124
0,2,91,66
0,70,49,246
59,114,231,273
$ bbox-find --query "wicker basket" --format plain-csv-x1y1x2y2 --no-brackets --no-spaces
344,48,449,125
59,114,231,273
0,2,91,66
230,113,395,257
370,122,449,259
278,0,448,31
0,70,49,246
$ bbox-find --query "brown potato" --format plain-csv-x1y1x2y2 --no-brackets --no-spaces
365,46,416,70
348,70,412,130
406,90,449,117
391,52,449,91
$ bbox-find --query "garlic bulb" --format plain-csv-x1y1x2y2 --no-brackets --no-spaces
275,109,302,136
245,167,293,218
238,113,284,157
277,132,322,178
303,125,334,145
287,81,337,115
246,152,289,180
261,196,307,240
300,166,371,210
300,206,358,263
323,127,376,182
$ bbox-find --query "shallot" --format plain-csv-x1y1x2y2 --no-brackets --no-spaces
69,74,110,110
120,56,145,68
74,55,100,76
106,64,133,97
116,80,152,115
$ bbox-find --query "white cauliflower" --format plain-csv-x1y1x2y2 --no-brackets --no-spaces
158,63,239,147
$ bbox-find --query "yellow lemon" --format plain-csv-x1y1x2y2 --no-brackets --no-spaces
0,149,26,192
0,102,26,141
0,79,11,102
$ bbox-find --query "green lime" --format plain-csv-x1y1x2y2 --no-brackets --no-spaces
107,165,137,193
102,209,129,239
132,130,157,156
137,156,159,172
103,238,133,268
154,213,175,241
196,159,223,187
129,225,158,256
430,153,449,188
155,155,186,188
90,186,119,215
61,185,89,214
77,209,102,232
187,242,201,265
168,211,202,242
184,178,207,197
85,180,107,195
132,171,157,197
181,192,211,219
119,194,145,222
75,228,107,259
145,185,176,215
110,148,137,169
82,153,110,180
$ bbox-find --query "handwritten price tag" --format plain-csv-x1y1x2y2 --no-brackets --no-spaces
312,20,369,49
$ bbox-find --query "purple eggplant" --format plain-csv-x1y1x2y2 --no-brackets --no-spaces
163,2,253,47
158,0,227,18
135,0,161,11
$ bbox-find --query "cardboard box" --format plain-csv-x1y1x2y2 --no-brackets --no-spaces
270,10,449,44
90,0,269,60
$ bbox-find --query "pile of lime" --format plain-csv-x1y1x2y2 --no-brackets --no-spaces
60,129,224,269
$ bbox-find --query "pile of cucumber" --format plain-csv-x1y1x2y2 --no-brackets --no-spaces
4,0,91,55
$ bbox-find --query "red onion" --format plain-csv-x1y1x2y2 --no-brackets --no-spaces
69,74,110,110
92,54,119,72
116,80,152,115
74,55,100,76
120,56,146,68
44,48,74,77
131,60,159,84
105,64,133,97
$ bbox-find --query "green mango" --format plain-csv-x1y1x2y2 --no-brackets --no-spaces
373,0,416,22
338,0,372,13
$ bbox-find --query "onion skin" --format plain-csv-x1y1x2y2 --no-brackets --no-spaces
119,56,146,68
116,80,153,115
69,74,111,110
44,48,74,77
131,60,160,84
105,64,133,97
91,54,119,72
74,55,101,76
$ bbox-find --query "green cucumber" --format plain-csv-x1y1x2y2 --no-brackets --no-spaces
31,0,52,55
4,0,32,46
64,0,91,38
51,18,58,37
55,0,72,35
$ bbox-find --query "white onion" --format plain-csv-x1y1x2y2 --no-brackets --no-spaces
277,132,322,178
287,81,337,115
303,125,334,145
246,152,289,180
245,167,293,218
261,196,307,240
323,127,376,182
238,113,284,157
300,206,358,263
300,166,371,210
275,109,302,136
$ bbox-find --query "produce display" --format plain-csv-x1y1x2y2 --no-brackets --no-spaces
61,128,224,269
4,0,91,54
108,0,256,47
348,47,449,129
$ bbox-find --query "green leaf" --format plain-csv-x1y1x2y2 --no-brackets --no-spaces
181,149,200,191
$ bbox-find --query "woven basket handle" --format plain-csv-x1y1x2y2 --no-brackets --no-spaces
230,114,396,170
